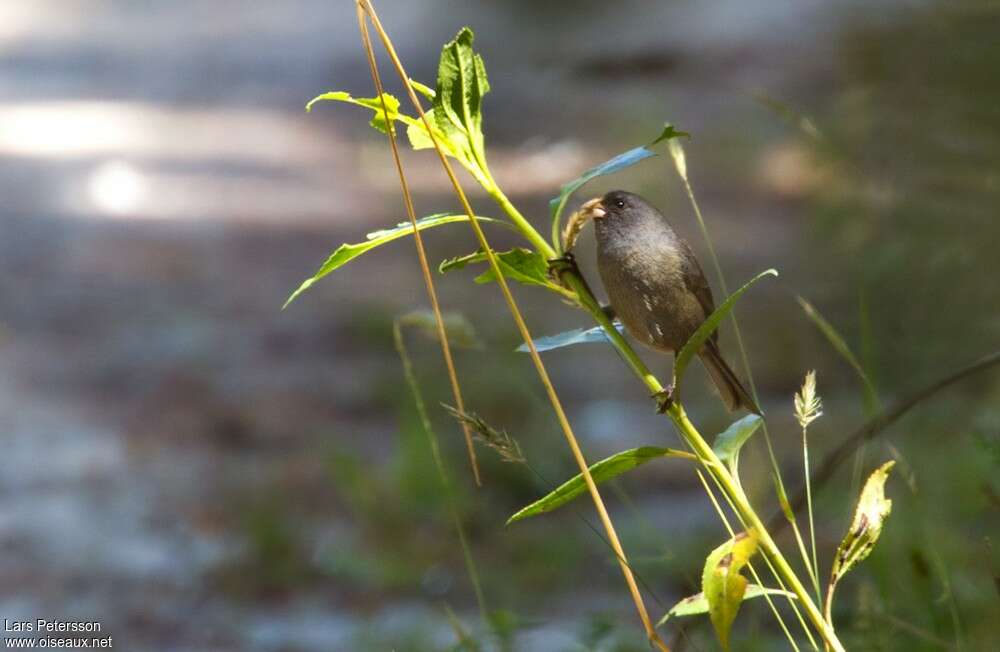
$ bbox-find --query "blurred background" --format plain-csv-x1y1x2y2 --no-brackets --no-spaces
1,1,998,650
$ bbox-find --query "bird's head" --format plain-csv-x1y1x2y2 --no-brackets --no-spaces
578,190,648,223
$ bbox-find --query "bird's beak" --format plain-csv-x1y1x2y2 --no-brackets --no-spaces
580,197,607,220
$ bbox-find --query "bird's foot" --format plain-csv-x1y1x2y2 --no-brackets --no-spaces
653,385,675,414
546,251,579,280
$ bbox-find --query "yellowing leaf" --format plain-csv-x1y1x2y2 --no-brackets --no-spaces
702,531,759,651
656,584,795,628
830,461,895,586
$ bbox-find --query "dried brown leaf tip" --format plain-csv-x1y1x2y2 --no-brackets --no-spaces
831,461,895,586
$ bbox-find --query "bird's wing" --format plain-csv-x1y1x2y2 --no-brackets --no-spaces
678,239,719,342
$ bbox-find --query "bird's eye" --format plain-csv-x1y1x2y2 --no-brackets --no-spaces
615,199,625,208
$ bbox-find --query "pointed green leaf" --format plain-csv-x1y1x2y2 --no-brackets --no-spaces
514,322,626,353
306,89,459,160
656,584,796,627
703,531,760,651
409,79,436,100
549,124,688,245
712,414,764,466
283,214,502,308
473,249,548,287
435,27,490,165
506,447,695,525
830,461,895,586
440,248,553,289
307,91,410,134
674,269,778,389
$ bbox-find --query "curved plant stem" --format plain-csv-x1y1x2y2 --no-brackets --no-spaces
696,470,803,652
355,7,480,484
394,321,488,621
358,3,668,649
494,191,845,648
356,4,845,648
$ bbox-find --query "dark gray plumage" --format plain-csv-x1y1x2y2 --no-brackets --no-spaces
582,190,759,414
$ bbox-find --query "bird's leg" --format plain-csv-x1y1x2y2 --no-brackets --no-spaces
652,384,675,414
546,251,579,280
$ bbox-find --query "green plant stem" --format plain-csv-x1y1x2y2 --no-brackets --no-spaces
393,323,489,622
484,183,844,650
802,425,821,602
696,470,803,652
671,408,844,652
360,8,669,647
824,581,836,633
705,466,820,651
486,186,556,260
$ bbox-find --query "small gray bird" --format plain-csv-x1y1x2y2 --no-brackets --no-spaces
578,190,760,414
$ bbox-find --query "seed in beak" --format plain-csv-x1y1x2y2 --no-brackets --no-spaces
581,197,607,219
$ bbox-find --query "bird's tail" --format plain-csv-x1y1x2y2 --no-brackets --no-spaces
699,341,762,415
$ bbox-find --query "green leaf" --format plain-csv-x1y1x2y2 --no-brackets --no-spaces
307,91,408,134
440,248,551,289
674,269,778,390
307,30,492,177
435,27,490,166
830,461,895,587
283,214,503,308
306,89,459,160
712,414,764,466
797,296,881,412
703,531,760,651
406,109,436,150
549,124,688,245
506,447,695,525
473,249,548,286
409,79,436,100
514,322,626,353
656,584,795,628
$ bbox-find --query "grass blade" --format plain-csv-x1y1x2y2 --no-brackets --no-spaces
283,214,502,308
674,270,778,390
507,447,695,525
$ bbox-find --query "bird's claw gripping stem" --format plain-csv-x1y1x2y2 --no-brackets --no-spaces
546,251,579,279
653,385,675,414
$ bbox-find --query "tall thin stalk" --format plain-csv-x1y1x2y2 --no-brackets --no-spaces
351,5,845,648
795,371,824,602
357,3,668,648
353,5,480,485
393,320,488,621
